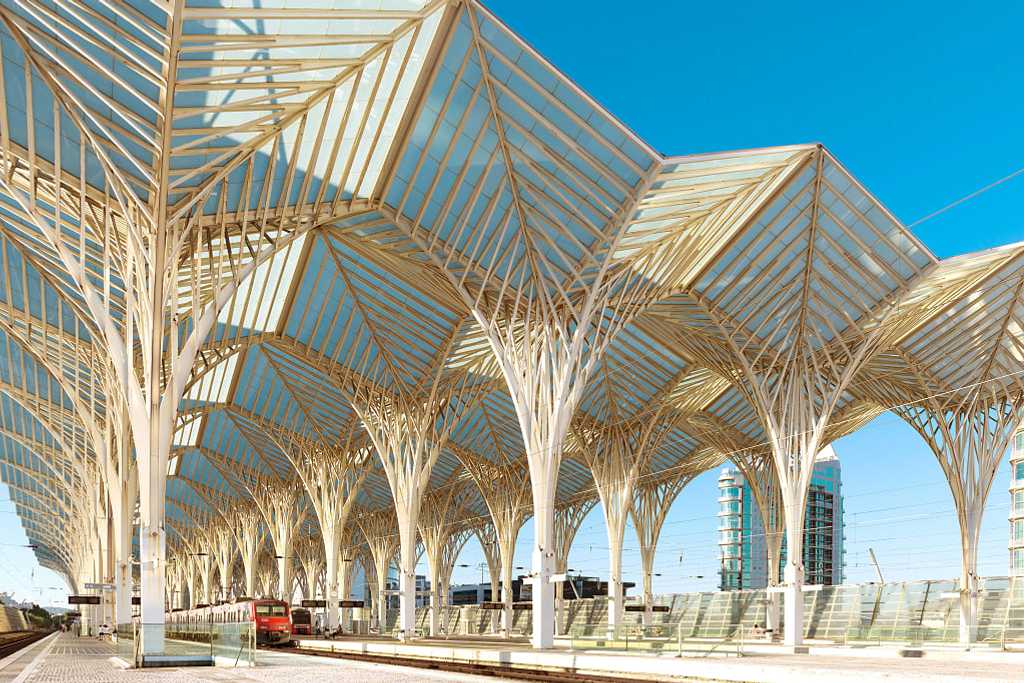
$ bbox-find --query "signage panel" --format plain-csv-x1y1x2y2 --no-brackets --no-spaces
338,600,364,608
68,595,101,605
301,599,327,608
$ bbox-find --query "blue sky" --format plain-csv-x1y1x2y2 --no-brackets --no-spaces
3,1,1024,604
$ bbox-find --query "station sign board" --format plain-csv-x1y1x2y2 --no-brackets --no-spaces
68,595,101,605
131,597,141,606
338,600,364,608
511,602,532,610
83,583,114,591
480,602,503,610
301,599,327,608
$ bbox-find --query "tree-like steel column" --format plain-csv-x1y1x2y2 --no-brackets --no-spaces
418,480,471,636
474,523,502,635
676,149,929,646
732,452,784,635
209,526,236,603
855,245,1024,645
272,427,370,631
358,509,400,634
438,528,472,613
572,414,672,637
343,352,484,641
461,457,531,638
338,529,359,632
380,1,662,648
631,470,698,628
0,246,138,627
255,552,278,600
230,504,264,599
248,476,307,602
895,396,1023,644
294,534,325,602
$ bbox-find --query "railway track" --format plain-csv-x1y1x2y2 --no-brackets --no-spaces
271,644,667,682
0,631,51,660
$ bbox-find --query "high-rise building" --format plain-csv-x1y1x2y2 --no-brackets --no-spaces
718,446,845,591
1011,430,1024,576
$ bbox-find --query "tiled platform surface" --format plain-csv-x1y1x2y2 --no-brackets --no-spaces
0,632,492,682
297,634,1024,682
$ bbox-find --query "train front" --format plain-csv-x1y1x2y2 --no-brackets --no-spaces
253,600,292,645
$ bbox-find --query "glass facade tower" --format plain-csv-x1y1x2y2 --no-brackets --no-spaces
718,446,845,591
1011,431,1024,576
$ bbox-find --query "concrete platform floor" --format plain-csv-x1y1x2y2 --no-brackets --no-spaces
0,632,495,682
296,634,1024,682
5,631,1022,682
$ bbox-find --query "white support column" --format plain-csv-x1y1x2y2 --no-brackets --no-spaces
462,460,530,639
269,428,369,632
395,510,419,641
631,475,691,629
418,484,470,638
199,552,213,605
894,396,1023,648
211,527,236,603
475,524,502,635
359,510,400,637
248,477,306,604
531,493,557,649
731,452,784,638
573,420,665,639
325,540,339,629
139,525,166,648
294,534,325,604
345,355,480,643
230,504,263,599
339,549,356,632
463,290,625,648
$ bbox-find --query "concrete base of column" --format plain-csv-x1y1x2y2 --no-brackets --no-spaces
783,564,804,648
959,589,977,646
398,571,416,641
139,526,166,655
530,547,554,649
429,595,441,637
765,590,781,640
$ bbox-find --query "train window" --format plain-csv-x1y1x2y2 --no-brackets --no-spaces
255,604,286,616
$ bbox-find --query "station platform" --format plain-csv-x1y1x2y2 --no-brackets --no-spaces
5,631,1022,682
293,633,1024,682
0,631,492,682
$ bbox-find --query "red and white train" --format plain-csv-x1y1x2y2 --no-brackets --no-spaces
166,598,293,645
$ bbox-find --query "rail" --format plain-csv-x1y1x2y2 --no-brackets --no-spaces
0,630,51,659
273,643,658,682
